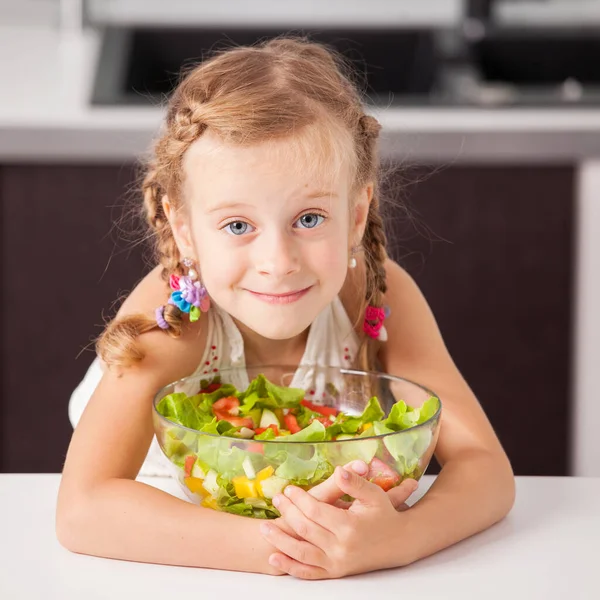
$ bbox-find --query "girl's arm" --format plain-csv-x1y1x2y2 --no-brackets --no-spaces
57,336,280,574
56,269,280,574
261,261,515,578
379,260,516,564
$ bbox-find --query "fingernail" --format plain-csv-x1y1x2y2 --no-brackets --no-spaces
272,495,281,508
284,486,294,497
269,555,280,568
351,461,368,475
341,469,350,480
260,523,271,535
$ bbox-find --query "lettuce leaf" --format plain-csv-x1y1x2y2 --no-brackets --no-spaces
275,420,326,442
275,453,319,481
237,374,304,413
254,428,277,441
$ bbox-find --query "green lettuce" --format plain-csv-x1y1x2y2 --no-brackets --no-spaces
275,453,319,481
237,374,304,414
275,420,326,442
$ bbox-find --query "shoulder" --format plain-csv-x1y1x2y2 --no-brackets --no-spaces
103,265,208,382
378,257,447,370
339,256,444,362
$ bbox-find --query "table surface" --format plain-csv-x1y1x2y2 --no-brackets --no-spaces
1,474,599,599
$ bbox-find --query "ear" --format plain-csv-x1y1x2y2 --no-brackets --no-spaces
162,195,196,259
351,183,374,247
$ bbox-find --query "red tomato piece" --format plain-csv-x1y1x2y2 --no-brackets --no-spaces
367,457,400,492
212,396,240,416
213,410,254,429
247,443,265,454
311,416,332,427
301,399,338,417
200,382,221,394
284,413,301,434
255,424,279,436
184,455,196,478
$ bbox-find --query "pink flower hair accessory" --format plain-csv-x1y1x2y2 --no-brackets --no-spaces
363,304,390,341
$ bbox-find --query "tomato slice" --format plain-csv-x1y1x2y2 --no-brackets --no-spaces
255,424,279,436
213,396,240,416
301,399,338,417
311,416,333,428
284,413,301,434
247,443,265,455
367,457,400,492
213,410,254,429
200,382,221,394
184,455,196,478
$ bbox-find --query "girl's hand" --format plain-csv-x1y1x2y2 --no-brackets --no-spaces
260,467,418,579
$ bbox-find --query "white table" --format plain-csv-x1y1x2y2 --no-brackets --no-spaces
1,474,598,599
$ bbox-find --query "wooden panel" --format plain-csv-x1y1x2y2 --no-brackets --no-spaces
1,165,145,472
384,166,574,475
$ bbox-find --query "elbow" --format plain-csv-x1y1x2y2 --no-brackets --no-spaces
55,489,89,553
494,452,517,521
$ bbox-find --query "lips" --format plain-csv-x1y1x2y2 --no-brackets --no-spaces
247,286,313,305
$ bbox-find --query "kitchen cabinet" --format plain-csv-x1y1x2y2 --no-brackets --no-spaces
0,164,574,475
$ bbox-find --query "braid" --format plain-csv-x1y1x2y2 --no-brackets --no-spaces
141,166,184,281
353,114,387,372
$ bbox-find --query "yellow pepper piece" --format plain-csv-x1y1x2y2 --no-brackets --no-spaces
256,466,275,483
360,422,373,433
232,476,259,499
184,477,209,497
255,466,275,497
201,496,219,510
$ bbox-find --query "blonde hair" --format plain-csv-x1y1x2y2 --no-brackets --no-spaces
98,36,388,371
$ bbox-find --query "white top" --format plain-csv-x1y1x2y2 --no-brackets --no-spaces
1,473,599,598
68,297,360,476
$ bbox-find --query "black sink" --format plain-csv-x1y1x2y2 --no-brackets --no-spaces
472,28,600,85
92,26,441,107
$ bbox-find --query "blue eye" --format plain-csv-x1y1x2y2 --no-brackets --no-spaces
224,221,254,236
295,213,325,229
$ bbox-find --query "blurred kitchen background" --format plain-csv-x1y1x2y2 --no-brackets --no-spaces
1,0,599,477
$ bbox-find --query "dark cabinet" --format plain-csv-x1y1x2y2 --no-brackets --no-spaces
0,164,574,475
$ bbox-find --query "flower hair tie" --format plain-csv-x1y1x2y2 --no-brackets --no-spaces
155,257,210,330
363,304,391,342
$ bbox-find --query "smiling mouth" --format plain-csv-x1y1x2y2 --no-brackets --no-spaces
247,286,313,305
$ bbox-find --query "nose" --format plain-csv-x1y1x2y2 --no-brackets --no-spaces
254,230,300,278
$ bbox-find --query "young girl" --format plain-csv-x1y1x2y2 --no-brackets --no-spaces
57,37,515,579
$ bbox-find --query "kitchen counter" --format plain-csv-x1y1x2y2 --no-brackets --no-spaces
1,473,599,599
3,24,600,163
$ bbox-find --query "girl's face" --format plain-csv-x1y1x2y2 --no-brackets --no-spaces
171,130,368,342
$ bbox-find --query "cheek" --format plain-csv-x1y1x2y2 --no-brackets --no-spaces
194,231,244,291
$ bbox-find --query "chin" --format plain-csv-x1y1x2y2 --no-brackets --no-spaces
246,316,311,341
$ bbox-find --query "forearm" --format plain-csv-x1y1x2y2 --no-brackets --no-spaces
56,478,279,574
400,450,515,565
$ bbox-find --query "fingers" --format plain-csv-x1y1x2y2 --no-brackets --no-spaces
387,478,419,511
333,466,386,509
281,484,347,534
271,488,337,543
308,460,368,505
260,521,327,569
268,552,329,580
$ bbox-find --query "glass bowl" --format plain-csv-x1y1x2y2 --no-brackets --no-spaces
152,365,441,519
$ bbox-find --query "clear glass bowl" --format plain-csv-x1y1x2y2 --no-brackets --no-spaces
152,365,442,519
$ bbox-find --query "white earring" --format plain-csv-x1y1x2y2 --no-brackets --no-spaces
349,247,357,269
182,256,198,280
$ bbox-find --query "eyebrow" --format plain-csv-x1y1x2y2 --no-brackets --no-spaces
206,191,338,214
